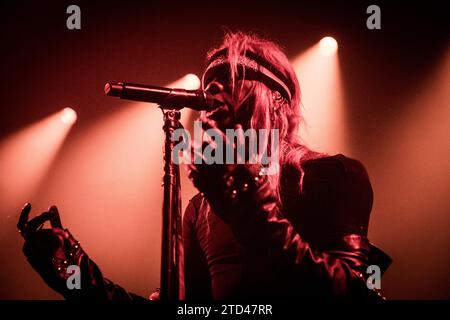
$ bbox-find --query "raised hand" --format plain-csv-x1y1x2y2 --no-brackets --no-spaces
17,203,86,296
186,117,276,223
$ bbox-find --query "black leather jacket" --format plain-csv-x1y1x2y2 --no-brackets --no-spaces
21,154,391,300
183,154,392,300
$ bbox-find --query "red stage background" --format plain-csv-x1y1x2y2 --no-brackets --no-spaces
0,1,448,299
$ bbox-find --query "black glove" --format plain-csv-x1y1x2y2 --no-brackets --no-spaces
17,204,85,295
17,203,141,300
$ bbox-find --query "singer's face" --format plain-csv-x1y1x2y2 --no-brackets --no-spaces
203,75,254,131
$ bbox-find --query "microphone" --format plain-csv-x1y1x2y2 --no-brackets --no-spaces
104,82,220,111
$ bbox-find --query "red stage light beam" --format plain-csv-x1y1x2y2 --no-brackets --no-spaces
291,37,346,155
0,108,77,216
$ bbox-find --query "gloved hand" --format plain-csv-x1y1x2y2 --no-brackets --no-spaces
17,203,149,300
17,203,89,297
187,118,278,228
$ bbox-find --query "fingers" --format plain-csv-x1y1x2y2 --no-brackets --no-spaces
201,116,237,160
48,205,63,229
235,123,244,145
17,203,31,236
190,117,256,167
190,117,224,165
186,163,198,177
17,203,63,238
189,117,251,168
190,140,208,165
234,124,246,164
186,164,199,186
25,211,53,235
200,118,227,147
22,228,67,258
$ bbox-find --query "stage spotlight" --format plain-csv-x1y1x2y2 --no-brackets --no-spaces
170,73,201,90
60,107,77,124
167,74,201,127
319,37,338,57
183,74,201,90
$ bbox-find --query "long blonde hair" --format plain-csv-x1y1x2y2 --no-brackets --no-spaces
203,31,321,205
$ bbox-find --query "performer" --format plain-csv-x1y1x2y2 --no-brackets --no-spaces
17,31,391,300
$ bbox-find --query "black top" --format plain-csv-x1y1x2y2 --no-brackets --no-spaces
183,154,385,299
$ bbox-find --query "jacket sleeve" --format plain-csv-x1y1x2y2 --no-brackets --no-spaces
63,250,147,300
229,213,373,298
221,158,382,299
23,228,147,300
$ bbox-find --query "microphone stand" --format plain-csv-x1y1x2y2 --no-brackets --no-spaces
159,108,184,300
105,83,187,299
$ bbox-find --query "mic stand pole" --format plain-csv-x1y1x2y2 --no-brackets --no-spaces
159,108,184,300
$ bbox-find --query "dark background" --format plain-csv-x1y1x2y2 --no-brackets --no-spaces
0,0,448,299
